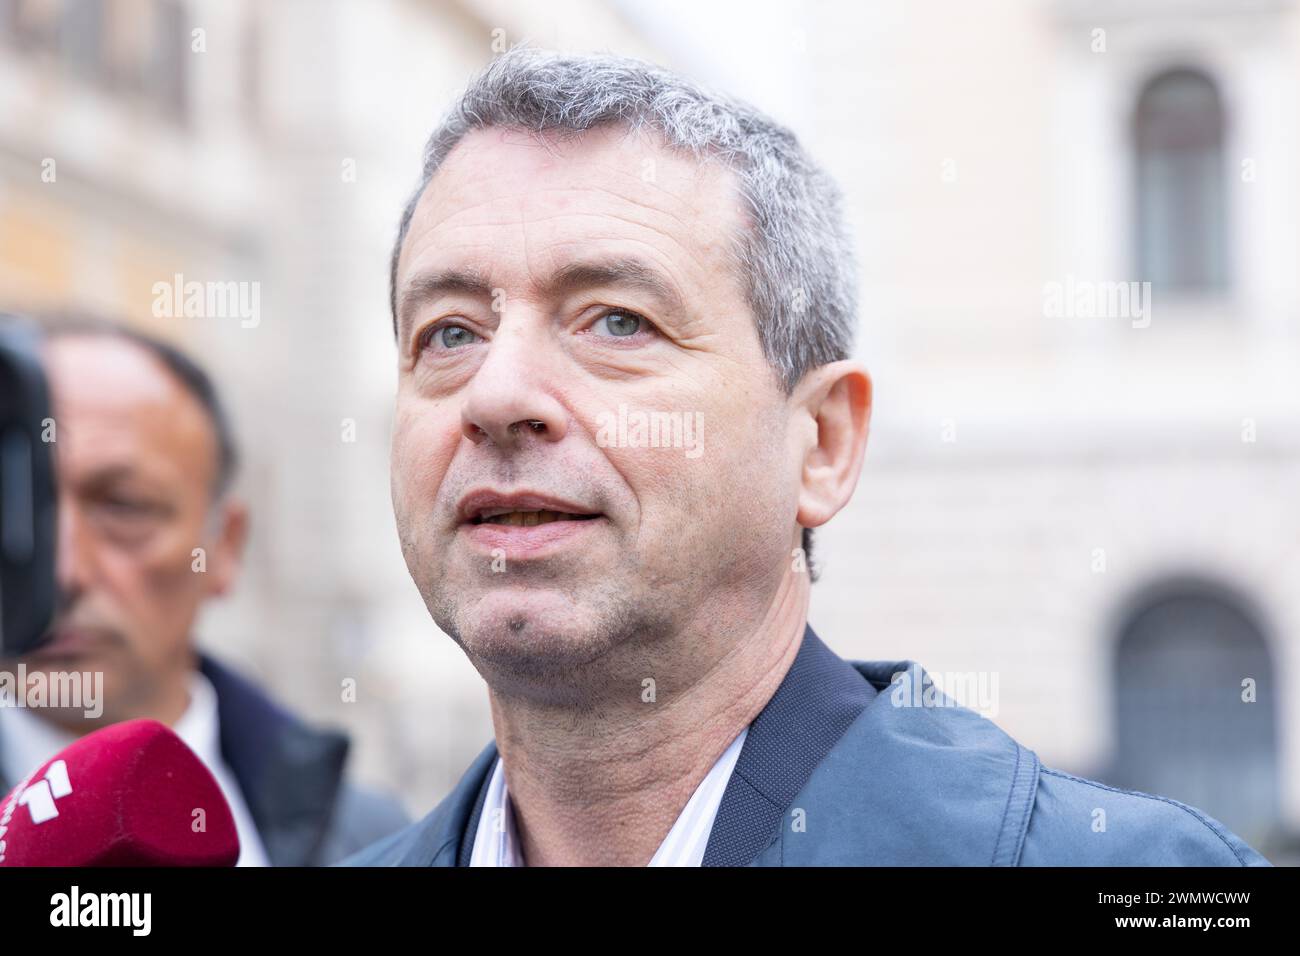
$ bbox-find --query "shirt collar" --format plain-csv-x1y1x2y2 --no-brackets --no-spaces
171,668,223,773
470,725,749,866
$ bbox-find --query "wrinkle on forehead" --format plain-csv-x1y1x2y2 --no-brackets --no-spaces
398,124,752,301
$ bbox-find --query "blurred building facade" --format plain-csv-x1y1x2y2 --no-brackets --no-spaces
1,0,1297,862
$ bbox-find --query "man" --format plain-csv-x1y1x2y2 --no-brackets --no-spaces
346,48,1269,866
0,318,408,865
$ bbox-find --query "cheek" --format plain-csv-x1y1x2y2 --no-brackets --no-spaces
391,401,459,514
607,445,682,523
591,390,778,530
598,430,730,540
101,539,204,626
695,399,793,522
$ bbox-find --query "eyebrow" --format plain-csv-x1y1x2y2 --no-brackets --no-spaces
78,465,174,502
395,256,685,342
547,258,685,316
395,267,493,341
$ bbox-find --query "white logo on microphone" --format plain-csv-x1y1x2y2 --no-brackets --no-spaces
18,760,73,824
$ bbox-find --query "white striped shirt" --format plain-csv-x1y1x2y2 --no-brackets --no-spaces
469,726,749,866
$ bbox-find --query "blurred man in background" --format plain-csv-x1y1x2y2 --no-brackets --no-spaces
0,316,408,865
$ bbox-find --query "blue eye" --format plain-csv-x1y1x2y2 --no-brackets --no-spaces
592,310,645,337
423,324,479,350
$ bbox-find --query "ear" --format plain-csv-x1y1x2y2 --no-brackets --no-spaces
792,360,872,532
205,496,250,598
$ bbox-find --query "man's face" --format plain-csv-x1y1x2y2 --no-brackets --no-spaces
19,335,242,727
391,125,803,696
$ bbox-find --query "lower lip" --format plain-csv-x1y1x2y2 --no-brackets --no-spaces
459,516,605,557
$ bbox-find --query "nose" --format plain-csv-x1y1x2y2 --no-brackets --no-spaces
460,315,569,450
54,494,92,605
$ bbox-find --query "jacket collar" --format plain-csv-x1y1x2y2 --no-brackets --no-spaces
701,624,876,864
395,740,494,867
197,653,352,867
457,739,495,866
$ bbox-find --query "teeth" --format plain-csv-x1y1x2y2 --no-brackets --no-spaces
484,510,575,526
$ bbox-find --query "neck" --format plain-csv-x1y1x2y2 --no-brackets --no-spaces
488,570,809,866
146,675,195,729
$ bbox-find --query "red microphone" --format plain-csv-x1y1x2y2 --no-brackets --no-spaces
0,718,239,866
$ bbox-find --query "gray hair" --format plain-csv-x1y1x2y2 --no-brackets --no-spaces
390,46,858,581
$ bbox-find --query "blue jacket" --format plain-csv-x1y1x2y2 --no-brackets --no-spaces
342,624,1271,866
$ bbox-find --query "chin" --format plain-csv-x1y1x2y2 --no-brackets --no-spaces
446,587,641,697
35,706,114,734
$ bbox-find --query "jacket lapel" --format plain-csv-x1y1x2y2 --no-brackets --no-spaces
701,623,877,865
455,746,496,866
396,740,495,866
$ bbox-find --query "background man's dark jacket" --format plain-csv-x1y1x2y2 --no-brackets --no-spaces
0,653,409,866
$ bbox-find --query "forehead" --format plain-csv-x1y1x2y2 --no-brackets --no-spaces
397,124,750,301
45,335,217,485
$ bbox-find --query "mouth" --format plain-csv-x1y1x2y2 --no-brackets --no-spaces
457,490,606,557
470,509,602,527
457,489,604,526
30,627,114,659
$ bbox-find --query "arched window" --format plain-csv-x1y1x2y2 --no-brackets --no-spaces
1112,582,1277,845
1134,69,1229,293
